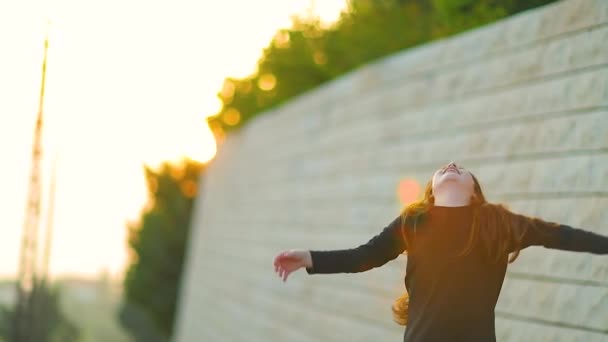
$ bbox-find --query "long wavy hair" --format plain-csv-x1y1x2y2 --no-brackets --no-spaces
391,172,538,326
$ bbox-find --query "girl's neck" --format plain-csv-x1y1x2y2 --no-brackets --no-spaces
433,192,471,207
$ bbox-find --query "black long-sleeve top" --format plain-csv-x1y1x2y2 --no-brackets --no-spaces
305,204,608,342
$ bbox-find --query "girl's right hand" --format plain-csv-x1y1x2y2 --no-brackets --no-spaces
273,249,312,283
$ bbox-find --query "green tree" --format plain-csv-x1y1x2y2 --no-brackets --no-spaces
206,0,558,139
119,159,204,342
0,280,80,342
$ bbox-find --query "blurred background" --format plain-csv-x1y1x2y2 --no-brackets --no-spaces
1,0,606,341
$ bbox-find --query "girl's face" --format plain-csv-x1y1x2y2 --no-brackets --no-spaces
431,161,475,198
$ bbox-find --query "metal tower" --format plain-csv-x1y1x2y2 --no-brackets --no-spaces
13,30,49,342
40,157,57,284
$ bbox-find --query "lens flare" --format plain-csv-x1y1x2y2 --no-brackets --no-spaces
397,178,421,206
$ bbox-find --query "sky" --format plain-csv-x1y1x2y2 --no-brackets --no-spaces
0,0,346,281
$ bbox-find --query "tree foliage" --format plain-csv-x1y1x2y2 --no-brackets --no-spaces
207,0,558,140
0,281,80,342
119,159,204,341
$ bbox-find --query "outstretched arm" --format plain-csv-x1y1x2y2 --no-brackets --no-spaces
305,215,408,274
511,211,608,254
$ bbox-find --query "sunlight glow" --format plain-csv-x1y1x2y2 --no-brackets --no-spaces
222,108,242,126
398,178,422,206
258,74,277,91
0,0,347,280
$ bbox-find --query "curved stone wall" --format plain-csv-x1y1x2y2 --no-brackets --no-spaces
175,1,608,340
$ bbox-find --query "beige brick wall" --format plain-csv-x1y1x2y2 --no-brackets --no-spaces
174,0,608,340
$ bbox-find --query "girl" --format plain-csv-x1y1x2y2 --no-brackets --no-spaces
273,162,608,341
